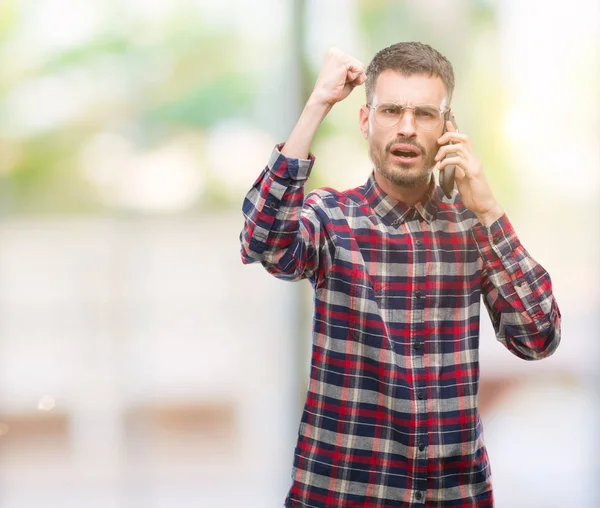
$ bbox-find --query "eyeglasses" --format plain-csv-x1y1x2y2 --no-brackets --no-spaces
368,103,449,130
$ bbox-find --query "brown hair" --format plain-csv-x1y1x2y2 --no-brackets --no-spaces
365,42,455,105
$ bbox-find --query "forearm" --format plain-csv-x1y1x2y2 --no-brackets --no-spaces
241,47,362,280
473,214,561,360
281,95,332,160
240,146,334,282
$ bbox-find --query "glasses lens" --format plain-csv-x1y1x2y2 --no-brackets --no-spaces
374,103,402,128
373,104,443,130
414,106,442,130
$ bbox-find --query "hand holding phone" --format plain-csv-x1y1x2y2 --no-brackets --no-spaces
439,111,458,199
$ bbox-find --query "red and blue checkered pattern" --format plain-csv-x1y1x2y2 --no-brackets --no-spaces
240,145,561,507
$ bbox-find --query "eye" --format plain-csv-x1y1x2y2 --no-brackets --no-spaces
379,104,400,115
415,107,437,118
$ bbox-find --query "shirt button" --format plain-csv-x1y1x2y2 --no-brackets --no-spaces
415,491,423,501
417,391,424,400
419,442,425,451
415,290,422,298
414,342,422,350
515,279,523,287
415,239,422,246
493,235,501,244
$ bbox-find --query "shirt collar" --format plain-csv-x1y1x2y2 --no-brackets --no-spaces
361,171,440,226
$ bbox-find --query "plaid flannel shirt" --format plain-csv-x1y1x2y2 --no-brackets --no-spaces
240,145,561,508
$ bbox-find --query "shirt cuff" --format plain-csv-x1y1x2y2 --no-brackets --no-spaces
267,143,315,181
471,213,523,268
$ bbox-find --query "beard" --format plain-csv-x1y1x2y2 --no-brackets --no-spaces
369,137,437,189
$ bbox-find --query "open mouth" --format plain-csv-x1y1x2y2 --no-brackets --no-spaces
391,150,419,157
389,144,421,161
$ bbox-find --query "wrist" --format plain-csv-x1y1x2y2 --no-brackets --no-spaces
477,204,504,227
306,91,335,116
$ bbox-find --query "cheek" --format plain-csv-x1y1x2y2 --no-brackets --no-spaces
370,126,394,149
423,135,440,155
369,136,388,156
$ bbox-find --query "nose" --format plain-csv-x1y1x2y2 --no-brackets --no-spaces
395,109,417,138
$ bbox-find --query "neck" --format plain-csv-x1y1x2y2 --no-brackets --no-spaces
373,170,432,206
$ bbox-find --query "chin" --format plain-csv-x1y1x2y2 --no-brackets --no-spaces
383,166,431,188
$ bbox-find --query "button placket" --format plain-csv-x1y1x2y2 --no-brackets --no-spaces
408,220,428,499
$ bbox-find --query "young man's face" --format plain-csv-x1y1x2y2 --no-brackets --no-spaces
359,70,448,189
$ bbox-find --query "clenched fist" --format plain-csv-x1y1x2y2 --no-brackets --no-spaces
311,48,367,107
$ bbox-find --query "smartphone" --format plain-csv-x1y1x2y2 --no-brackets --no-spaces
439,110,458,199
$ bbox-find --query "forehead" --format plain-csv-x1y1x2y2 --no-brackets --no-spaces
373,69,447,106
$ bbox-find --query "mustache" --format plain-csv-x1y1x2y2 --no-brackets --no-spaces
385,138,426,155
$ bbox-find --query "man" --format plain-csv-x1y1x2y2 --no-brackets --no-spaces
240,42,561,507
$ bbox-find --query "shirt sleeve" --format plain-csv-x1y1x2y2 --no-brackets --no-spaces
471,213,561,360
239,144,337,284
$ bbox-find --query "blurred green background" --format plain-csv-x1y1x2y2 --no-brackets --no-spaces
0,0,523,215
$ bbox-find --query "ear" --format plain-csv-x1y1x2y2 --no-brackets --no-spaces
359,105,370,139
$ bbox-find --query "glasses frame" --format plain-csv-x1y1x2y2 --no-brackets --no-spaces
367,103,451,131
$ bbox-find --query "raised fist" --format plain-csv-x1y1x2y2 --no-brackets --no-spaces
311,48,366,107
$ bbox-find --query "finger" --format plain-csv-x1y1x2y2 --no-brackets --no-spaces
347,66,366,80
435,143,464,161
437,131,468,145
350,69,367,83
437,156,470,178
451,112,458,129
356,71,367,84
454,166,467,180
347,69,362,81
347,72,367,87
347,60,364,73
348,76,364,88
